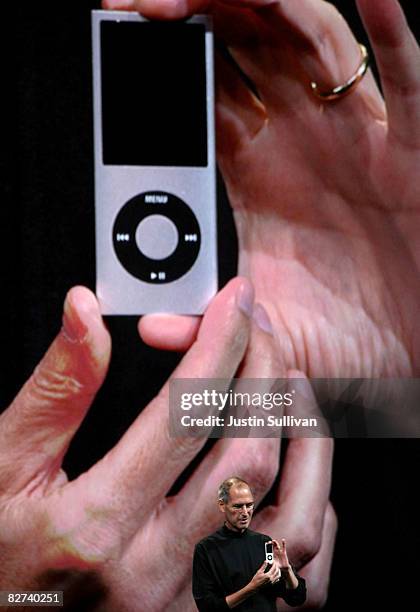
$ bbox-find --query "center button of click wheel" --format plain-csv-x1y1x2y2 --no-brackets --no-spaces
135,214,179,260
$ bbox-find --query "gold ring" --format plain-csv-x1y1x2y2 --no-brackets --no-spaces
310,43,370,102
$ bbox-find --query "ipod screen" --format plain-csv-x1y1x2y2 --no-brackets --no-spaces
100,21,208,167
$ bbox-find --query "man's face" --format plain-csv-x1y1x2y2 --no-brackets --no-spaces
220,485,255,532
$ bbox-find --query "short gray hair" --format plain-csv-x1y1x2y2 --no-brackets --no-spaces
218,477,252,504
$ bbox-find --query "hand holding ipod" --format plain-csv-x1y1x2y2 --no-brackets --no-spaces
92,11,217,314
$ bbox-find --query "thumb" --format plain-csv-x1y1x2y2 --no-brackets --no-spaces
0,287,111,495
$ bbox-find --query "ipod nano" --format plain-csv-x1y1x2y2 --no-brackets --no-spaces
265,541,274,564
92,11,217,314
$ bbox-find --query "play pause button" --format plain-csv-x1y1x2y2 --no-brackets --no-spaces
150,271,166,281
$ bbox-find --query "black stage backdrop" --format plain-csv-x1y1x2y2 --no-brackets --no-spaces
1,2,419,610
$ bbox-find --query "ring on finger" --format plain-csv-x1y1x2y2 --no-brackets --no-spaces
310,43,370,102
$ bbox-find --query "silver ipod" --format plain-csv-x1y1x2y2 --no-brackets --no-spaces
92,11,217,314
265,541,274,564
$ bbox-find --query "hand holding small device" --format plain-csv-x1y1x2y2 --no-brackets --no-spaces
264,540,281,582
123,0,420,383
250,559,280,591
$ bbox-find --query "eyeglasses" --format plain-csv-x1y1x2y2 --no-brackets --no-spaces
230,503,254,511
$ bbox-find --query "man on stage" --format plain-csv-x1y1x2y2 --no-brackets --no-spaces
192,477,306,610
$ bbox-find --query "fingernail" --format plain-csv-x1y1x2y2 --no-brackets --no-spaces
63,305,87,344
62,292,90,343
253,303,273,335
236,280,254,317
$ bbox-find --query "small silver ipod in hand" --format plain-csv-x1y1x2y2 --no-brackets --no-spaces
265,541,274,565
92,11,217,314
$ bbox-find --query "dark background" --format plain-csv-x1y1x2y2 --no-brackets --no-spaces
1,2,419,610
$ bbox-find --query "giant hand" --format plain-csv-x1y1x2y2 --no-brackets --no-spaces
112,0,420,378
0,282,335,610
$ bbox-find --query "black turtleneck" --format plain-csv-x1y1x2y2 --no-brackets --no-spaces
192,525,306,611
